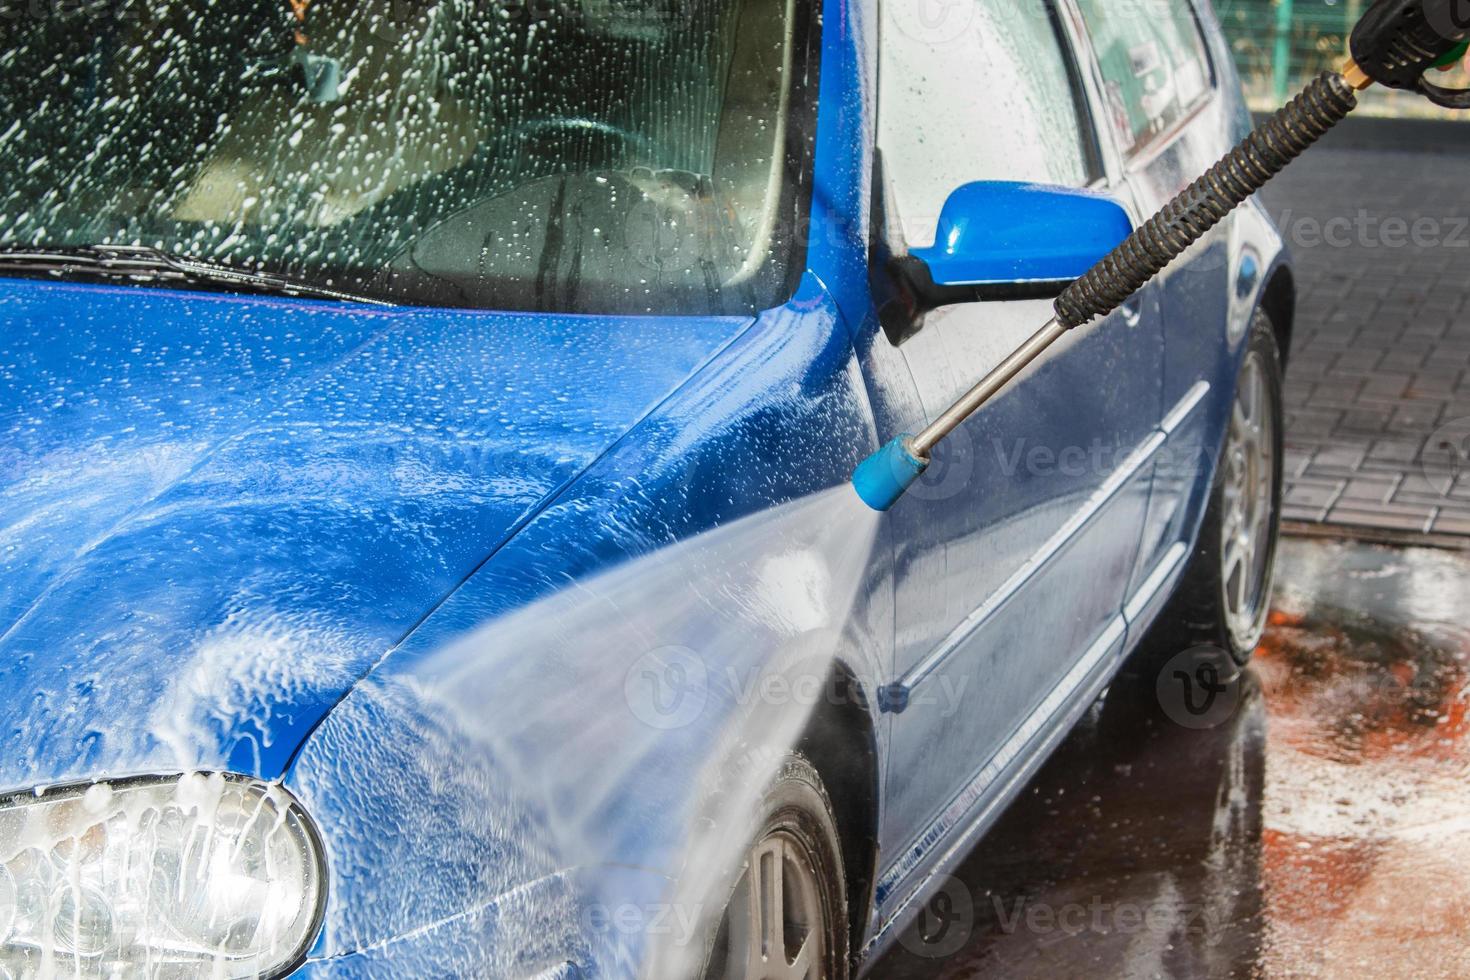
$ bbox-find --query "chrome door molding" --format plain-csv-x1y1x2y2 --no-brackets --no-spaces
869,615,1126,943
864,373,1211,956
1161,379,1212,433
1124,540,1190,624
878,381,1209,711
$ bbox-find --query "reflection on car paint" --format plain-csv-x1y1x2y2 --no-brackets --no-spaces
0,278,749,787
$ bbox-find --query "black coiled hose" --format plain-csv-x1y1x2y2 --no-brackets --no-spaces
1054,72,1359,329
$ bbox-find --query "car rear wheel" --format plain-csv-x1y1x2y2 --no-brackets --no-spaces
1142,311,1285,669
699,755,849,980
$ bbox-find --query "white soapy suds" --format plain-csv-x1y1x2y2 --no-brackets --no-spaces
150,605,359,770
291,486,885,972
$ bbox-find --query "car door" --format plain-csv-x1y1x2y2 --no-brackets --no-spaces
871,0,1166,896
1070,0,1235,626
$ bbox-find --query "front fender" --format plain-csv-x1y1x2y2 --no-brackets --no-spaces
284,282,894,972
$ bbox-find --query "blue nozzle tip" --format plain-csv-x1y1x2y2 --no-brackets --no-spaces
852,435,928,511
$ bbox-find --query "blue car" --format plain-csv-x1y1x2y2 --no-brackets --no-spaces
0,0,1290,975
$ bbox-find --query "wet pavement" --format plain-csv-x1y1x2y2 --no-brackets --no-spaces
875,534,1470,979
1258,120,1470,540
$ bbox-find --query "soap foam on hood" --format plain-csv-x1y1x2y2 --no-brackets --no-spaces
150,604,360,773
287,486,886,972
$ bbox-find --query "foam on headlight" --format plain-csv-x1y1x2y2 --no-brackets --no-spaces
0,772,325,978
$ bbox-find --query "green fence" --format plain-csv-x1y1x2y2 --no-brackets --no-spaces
1216,0,1470,118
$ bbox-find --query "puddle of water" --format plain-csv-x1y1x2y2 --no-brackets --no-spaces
1254,538,1470,979
1272,537,1470,652
874,536,1470,979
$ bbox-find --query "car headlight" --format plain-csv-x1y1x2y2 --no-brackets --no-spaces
0,772,325,978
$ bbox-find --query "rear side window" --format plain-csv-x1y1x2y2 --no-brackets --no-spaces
1074,0,1213,155
877,0,1099,248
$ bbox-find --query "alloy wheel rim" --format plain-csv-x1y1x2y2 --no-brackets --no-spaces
719,829,828,980
1219,351,1276,649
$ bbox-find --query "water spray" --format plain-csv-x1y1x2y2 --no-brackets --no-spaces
853,0,1470,512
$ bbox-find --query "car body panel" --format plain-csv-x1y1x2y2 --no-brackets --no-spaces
0,277,749,790
873,287,1161,902
0,0,1293,973
860,0,1167,928
1117,6,1286,619
283,284,891,970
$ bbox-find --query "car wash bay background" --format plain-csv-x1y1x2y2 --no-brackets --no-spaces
875,3,1470,977
1223,0,1470,537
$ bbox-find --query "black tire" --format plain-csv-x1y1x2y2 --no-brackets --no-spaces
1140,311,1285,671
698,754,850,980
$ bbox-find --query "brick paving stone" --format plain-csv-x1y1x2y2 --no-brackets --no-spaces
1283,449,1313,480
1408,376,1462,399
1335,409,1385,435
1285,481,1342,512
1284,382,1315,408
1392,471,1454,497
1360,374,1411,398
1404,322,1449,342
1287,408,1343,437
1335,351,1383,374
1380,350,1427,371
1443,361,1470,379
1362,441,1424,471
1324,506,1435,533
1260,138,1470,538
1307,381,1366,408
1307,444,1368,474
1431,513,1470,535
1388,404,1444,434
1339,476,1398,504
1437,503,1470,525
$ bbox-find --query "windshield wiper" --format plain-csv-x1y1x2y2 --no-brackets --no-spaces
0,244,392,306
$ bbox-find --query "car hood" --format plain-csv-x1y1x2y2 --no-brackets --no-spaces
0,277,749,790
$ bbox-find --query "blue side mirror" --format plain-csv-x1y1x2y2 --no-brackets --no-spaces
875,181,1133,341
913,180,1134,291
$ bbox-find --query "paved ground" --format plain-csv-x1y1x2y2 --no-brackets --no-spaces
875,536,1470,978
1257,122,1470,539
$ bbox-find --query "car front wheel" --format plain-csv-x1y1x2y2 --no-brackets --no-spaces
700,754,849,980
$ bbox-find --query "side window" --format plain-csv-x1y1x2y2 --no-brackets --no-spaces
1074,0,1213,155
877,1,1099,248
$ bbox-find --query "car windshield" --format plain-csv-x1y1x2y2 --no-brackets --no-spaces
0,0,813,314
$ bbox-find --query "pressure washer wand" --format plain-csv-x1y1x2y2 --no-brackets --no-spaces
852,0,1470,512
